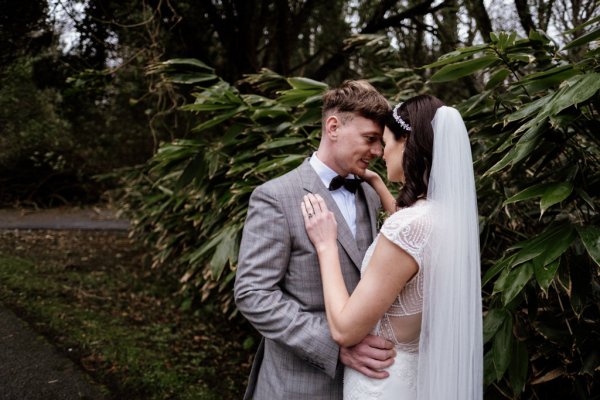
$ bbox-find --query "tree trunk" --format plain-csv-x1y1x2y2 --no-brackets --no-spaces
464,0,494,41
514,0,537,33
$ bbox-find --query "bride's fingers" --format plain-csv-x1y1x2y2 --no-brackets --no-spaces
313,194,329,214
305,193,322,214
302,196,316,219
300,201,309,221
305,193,318,214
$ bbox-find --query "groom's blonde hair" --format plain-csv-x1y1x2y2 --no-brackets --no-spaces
322,80,390,128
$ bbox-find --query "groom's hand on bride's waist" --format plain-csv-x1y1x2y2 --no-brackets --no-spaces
339,334,396,379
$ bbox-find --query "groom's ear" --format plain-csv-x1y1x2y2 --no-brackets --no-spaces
325,115,339,141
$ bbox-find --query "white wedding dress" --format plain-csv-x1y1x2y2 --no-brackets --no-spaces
344,200,432,400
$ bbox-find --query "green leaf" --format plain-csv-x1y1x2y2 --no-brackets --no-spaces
485,68,511,90
577,225,600,267
191,108,244,133
492,316,514,379
501,262,534,305
166,73,218,84
161,58,215,71
520,66,579,93
503,182,573,214
483,255,515,286
209,227,239,279
258,137,306,150
484,120,545,175
421,44,489,69
484,350,496,386
540,182,573,214
286,77,328,90
507,53,533,63
509,339,529,395
176,153,205,191
505,95,551,123
533,258,560,294
251,107,289,120
483,308,510,344
430,55,498,82
563,25,600,50
547,73,600,116
503,182,553,205
574,188,596,211
535,226,576,267
511,225,575,267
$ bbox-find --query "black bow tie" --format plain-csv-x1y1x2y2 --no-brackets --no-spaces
328,175,362,193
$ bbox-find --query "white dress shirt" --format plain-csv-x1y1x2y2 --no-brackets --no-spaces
309,153,357,237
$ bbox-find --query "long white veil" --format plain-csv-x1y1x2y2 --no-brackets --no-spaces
417,106,483,400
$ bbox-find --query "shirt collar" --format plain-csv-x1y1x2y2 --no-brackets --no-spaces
309,152,355,188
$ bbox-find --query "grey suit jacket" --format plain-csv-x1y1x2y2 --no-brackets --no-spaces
234,159,381,399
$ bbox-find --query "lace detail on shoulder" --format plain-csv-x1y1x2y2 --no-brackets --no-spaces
379,201,432,270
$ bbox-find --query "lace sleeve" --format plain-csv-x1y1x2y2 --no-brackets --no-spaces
379,204,432,270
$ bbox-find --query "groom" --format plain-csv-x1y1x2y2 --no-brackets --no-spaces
234,80,395,399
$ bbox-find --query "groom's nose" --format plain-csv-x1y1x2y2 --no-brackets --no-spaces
371,141,383,157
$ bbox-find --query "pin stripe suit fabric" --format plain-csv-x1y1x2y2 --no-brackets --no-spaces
234,159,381,399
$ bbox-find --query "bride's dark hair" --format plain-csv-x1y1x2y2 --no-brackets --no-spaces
385,94,444,208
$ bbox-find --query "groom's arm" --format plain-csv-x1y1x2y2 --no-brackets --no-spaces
234,183,340,377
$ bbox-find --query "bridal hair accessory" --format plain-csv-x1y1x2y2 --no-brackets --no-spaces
392,103,412,131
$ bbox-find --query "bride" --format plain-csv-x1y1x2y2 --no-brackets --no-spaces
301,95,483,400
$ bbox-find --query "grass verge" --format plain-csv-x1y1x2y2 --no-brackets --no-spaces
0,229,254,400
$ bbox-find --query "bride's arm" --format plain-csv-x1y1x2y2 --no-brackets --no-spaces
361,169,397,215
301,194,418,347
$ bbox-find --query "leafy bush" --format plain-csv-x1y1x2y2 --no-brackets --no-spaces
121,24,599,398
422,26,599,399
118,59,423,315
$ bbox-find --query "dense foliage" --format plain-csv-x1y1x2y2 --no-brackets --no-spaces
120,22,599,399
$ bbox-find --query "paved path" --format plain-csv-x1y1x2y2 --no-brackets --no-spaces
0,207,129,231
0,207,124,399
0,307,108,400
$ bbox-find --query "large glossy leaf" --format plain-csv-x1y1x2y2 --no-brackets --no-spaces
492,316,514,379
509,339,529,395
286,77,328,90
483,308,510,344
563,25,600,50
257,137,306,150
540,182,573,214
485,68,511,90
483,255,516,286
421,44,489,69
430,55,498,82
503,182,573,213
533,258,560,294
209,227,239,279
176,153,206,191
510,225,575,267
160,58,215,71
191,108,245,133
577,225,600,267
484,350,496,386
501,262,534,305
521,67,579,93
503,182,553,205
547,73,600,116
505,95,551,123
167,73,218,84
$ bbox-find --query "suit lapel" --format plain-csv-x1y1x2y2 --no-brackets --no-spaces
298,160,363,269
361,182,379,239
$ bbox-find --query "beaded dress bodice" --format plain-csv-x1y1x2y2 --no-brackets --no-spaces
360,200,433,353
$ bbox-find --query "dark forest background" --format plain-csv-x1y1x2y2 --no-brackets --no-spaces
1,1,598,399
